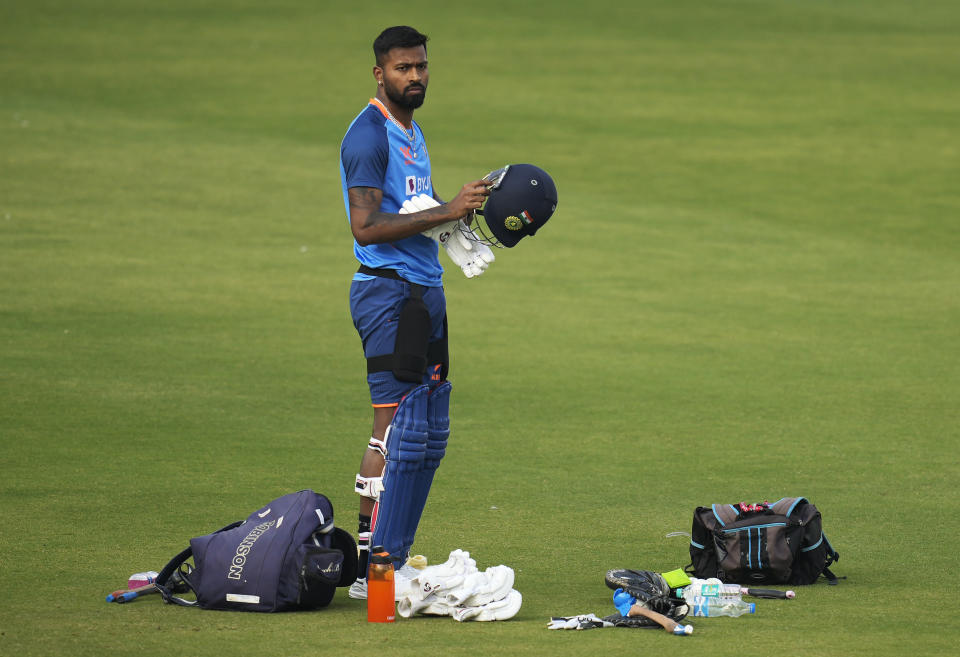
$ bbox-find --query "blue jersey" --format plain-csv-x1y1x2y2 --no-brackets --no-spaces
340,99,441,287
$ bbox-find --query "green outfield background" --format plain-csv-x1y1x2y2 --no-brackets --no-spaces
2,1,958,655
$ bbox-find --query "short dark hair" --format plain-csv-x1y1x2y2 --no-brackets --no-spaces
373,26,428,66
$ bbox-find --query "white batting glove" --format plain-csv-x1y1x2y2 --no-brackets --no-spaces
399,193,441,219
442,222,495,278
400,194,495,279
546,614,614,630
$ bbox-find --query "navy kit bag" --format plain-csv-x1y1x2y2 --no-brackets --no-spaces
156,490,357,611
688,497,839,585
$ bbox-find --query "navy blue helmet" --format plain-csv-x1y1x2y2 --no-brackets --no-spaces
474,164,557,248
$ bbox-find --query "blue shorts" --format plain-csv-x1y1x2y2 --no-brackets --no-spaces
349,275,448,406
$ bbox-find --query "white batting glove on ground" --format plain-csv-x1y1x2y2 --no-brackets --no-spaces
547,614,614,630
400,194,495,278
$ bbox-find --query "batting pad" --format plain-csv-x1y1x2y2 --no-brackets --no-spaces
370,384,429,561
401,381,451,555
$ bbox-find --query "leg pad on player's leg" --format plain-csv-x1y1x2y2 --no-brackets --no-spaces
401,381,451,555
370,384,429,562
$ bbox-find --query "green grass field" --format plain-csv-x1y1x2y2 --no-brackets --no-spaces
2,1,958,655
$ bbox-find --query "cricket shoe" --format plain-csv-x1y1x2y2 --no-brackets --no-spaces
348,555,427,600
348,578,368,600
347,564,422,601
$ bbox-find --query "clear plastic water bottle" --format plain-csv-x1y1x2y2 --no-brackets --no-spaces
688,596,756,617
677,577,742,601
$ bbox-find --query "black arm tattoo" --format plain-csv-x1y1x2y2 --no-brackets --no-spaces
349,187,451,245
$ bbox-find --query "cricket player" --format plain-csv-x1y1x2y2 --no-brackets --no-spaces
339,25,494,599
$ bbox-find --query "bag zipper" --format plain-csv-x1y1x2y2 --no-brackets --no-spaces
721,522,786,532
720,523,787,570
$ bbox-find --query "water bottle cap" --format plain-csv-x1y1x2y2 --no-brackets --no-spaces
748,602,756,613
369,553,392,565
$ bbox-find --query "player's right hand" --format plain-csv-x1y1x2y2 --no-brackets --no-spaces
446,180,489,220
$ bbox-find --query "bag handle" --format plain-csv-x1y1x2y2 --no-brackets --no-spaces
156,546,197,607
155,520,244,607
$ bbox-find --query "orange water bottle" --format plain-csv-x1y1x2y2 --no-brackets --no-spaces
367,546,395,623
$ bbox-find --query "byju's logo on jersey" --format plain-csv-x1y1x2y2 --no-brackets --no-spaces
406,175,432,195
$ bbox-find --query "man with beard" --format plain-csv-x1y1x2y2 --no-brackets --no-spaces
339,25,492,599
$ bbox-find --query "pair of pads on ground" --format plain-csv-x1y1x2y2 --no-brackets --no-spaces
398,549,522,621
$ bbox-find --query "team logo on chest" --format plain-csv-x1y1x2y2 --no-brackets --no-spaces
399,145,417,165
